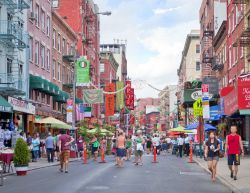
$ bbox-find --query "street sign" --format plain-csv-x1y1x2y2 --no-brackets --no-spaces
193,98,203,117
202,84,209,99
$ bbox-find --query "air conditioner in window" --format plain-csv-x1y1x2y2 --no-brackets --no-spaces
29,12,36,21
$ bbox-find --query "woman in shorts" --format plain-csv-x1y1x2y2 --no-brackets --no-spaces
134,130,145,166
91,136,100,161
204,131,220,182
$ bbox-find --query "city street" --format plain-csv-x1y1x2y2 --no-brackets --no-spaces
1,155,231,193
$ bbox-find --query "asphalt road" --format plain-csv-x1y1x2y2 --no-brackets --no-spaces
1,154,232,193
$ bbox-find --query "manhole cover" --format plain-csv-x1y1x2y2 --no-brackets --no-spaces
86,186,110,190
180,171,205,176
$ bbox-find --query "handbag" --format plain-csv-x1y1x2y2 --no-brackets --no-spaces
219,151,224,158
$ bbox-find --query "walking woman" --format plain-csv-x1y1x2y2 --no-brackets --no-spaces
134,130,145,166
204,131,220,182
91,136,100,161
126,135,132,161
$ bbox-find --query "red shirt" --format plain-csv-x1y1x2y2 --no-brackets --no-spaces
227,134,241,155
60,134,71,151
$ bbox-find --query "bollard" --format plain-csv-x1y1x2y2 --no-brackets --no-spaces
188,140,195,163
83,144,88,164
99,147,106,163
152,144,159,163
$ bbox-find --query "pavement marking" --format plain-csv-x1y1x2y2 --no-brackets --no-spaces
180,171,206,176
86,186,110,190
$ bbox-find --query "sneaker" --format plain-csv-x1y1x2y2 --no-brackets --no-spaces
230,172,233,178
134,163,138,166
65,171,68,173
59,168,63,173
234,176,237,181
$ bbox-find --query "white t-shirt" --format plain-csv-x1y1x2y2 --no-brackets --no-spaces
166,137,171,144
152,137,160,146
4,130,12,140
184,137,190,144
177,138,184,146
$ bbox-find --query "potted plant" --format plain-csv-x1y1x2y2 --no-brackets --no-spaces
13,138,30,176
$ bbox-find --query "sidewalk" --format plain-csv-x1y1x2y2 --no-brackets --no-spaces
194,156,250,193
3,157,79,177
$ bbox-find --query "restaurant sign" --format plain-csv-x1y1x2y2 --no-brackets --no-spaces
238,74,250,110
8,97,35,115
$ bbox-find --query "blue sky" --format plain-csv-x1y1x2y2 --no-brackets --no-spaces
95,0,202,98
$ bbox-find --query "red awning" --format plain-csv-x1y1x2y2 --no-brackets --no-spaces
220,86,234,97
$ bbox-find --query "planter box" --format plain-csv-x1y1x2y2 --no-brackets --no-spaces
15,166,28,176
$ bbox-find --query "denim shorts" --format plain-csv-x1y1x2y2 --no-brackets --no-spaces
117,148,125,157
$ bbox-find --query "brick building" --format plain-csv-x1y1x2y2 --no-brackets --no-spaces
28,0,54,127
51,10,78,120
100,51,119,86
53,0,101,118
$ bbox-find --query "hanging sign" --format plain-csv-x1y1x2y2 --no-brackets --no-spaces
105,83,115,117
75,56,90,86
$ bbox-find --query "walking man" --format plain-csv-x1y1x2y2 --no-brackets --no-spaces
58,130,74,173
45,132,55,163
117,131,126,167
177,135,184,158
225,125,244,180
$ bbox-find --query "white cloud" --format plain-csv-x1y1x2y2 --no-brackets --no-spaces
153,6,181,15
95,0,201,98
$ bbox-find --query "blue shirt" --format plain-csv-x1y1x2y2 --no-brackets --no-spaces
32,138,40,151
45,136,54,149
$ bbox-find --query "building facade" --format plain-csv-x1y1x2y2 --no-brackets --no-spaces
51,10,78,120
54,0,101,119
100,43,128,82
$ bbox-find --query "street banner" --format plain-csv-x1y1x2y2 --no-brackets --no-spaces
116,81,125,111
105,83,115,117
66,99,73,123
75,57,90,86
76,104,84,121
238,74,250,109
202,100,210,119
83,89,104,104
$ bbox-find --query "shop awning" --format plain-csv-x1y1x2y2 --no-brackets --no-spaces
30,75,44,90
0,95,12,113
240,109,250,115
53,90,69,103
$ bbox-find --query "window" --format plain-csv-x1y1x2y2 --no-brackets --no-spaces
62,38,65,54
19,64,23,76
235,47,238,63
7,58,12,74
100,63,105,73
67,43,69,54
58,33,61,52
29,37,33,61
53,101,57,110
53,29,56,48
62,66,66,83
35,4,39,27
58,62,61,81
196,44,200,53
196,61,200,71
46,16,50,36
229,47,232,68
41,9,45,31
35,41,39,65
46,49,50,71
53,60,56,79
41,93,46,103
46,95,50,105
35,90,40,101
41,45,45,68
241,47,244,58
52,0,59,8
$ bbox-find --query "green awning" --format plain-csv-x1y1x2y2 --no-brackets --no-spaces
42,79,51,93
30,75,45,90
0,95,13,113
53,90,69,103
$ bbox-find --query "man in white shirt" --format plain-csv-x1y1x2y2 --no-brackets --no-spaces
4,129,12,147
166,137,171,152
152,134,161,155
177,136,184,158
184,135,190,156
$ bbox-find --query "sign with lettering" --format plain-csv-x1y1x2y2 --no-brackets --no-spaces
238,74,250,109
193,98,203,117
8,97,35,114
224,87,238,115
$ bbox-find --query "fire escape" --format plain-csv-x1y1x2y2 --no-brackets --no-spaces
232,0,250,58
0,0,30,96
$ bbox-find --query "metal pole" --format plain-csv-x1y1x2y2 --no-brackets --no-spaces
72,61,76,134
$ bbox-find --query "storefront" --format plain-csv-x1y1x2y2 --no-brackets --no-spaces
8,96,35,133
